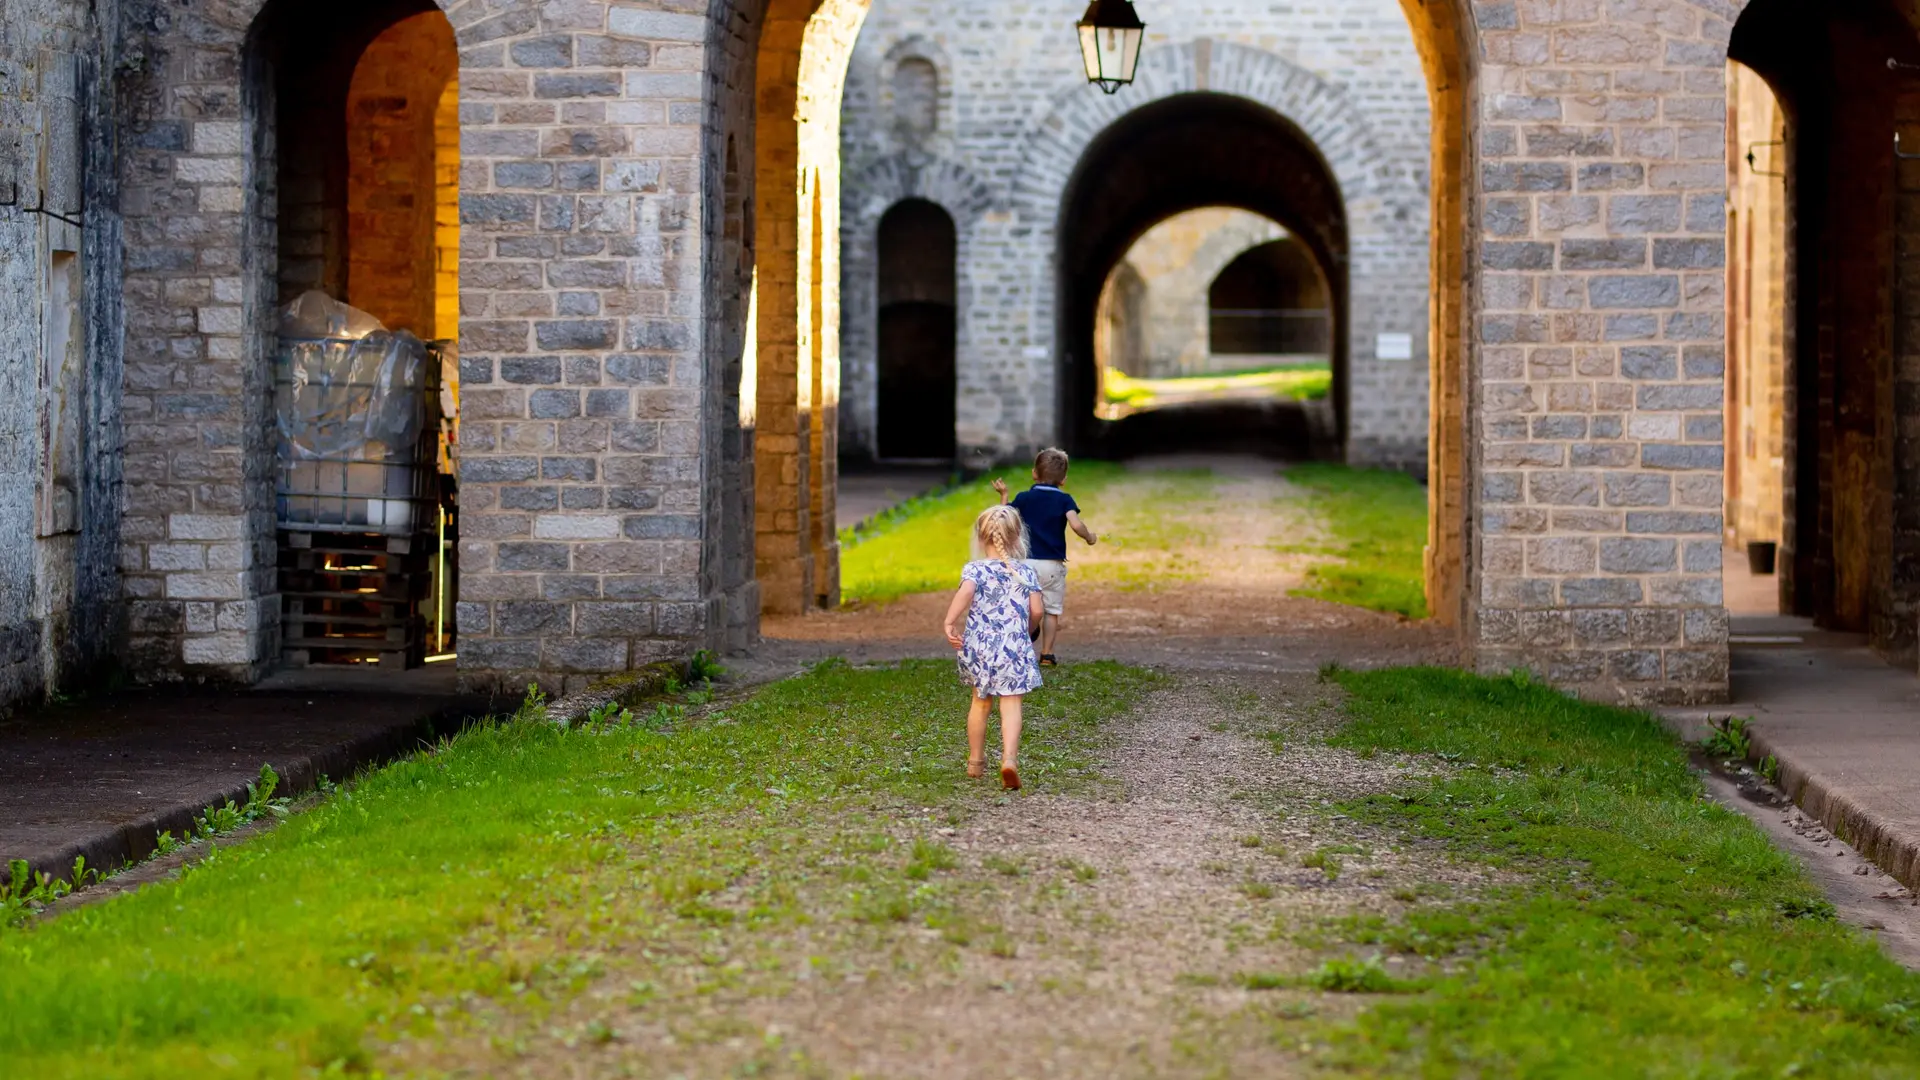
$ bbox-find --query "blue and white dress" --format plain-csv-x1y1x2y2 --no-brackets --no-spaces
958,559,1044,699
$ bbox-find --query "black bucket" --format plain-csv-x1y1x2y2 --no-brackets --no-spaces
1747,541,1778,576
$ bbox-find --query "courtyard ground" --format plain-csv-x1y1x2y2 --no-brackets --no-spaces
5,457,1920,1077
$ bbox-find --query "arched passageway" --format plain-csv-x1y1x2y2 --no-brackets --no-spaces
1057,93,1349,459
1724,0,1920,662
247,0,461,667
1209,238,1331,357
874,199,957,460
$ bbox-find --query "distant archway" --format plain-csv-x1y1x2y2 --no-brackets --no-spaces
875,198,958,460
1056,92,1349,458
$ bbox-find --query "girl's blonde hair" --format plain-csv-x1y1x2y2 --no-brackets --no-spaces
971,504,1030,562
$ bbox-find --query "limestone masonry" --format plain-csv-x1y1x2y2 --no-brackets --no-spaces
13,0,1898,710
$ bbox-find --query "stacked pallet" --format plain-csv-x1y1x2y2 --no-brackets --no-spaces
278,530,432,668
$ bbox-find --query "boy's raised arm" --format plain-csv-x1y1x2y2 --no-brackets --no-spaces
1067,510,1097,546
990,477,1010,505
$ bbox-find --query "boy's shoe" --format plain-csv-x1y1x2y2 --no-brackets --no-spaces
1039,654,1057,667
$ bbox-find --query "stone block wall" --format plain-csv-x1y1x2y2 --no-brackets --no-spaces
837,0,1434,468
1463,0,1737,702
113,0,773,692
0,0,125,712
19,0,1873,703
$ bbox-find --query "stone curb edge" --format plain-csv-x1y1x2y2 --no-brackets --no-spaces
4,696,489,893
1747,724,1920,893
540,660,686,727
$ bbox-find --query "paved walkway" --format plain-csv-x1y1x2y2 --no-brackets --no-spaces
1,667,492,887
1665,555,1920,891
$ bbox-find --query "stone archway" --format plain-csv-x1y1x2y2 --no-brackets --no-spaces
107,0,1773,704
1012,40,1432,474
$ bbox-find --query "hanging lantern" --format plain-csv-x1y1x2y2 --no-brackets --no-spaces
1077,0,1145,95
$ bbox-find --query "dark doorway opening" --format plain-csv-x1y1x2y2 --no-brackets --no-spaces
875,199,957,461
1209,238,1331,357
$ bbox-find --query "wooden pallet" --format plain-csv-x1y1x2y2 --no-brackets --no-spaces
278,529,432,668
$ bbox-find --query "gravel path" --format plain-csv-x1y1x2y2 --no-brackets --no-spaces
402,671,1492,1079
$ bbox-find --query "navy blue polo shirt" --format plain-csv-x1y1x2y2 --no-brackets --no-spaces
1010,484,1080,561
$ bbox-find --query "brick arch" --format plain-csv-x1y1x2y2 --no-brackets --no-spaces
1012,40,1429,470
840,155,996,458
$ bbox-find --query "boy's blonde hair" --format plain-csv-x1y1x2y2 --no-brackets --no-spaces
972,504,1030,562
1034,447,1070,485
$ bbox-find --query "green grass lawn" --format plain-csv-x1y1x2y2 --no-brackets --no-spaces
1101,364,1333,411
0,660,1154,1078
1305,667,1920,1075
1280,464,1429,618
838,462,1125,605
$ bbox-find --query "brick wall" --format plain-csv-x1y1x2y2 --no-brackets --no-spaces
346,13,459,338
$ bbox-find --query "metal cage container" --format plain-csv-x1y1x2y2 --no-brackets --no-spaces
274,333,442,535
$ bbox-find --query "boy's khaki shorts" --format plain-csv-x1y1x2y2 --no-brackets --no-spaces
1025,559,1068,616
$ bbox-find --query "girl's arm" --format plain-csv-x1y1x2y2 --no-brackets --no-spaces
1028,587,1044,637
943,581,976,650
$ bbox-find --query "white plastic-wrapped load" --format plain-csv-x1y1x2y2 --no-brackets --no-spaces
274,291,437,534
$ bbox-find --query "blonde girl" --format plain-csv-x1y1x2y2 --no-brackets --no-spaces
942,505,1045,789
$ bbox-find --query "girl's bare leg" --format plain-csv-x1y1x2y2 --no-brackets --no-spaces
966,694,991,776
998,694,1024,777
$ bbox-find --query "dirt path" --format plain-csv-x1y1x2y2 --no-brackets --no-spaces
761,455,1452,678
401,672,1491,1079
390,456,1467,1076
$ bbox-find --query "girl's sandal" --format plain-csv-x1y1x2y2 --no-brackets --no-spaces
967,759,985,779
1000,763,1022,791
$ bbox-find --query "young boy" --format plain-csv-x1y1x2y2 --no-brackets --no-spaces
991,448,1097,667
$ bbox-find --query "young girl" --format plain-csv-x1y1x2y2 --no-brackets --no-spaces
943,505,1045,790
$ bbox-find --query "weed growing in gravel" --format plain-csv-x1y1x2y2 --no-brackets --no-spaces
1309,666,1920,1075
0,660,1153,1078
1701,714,1755,760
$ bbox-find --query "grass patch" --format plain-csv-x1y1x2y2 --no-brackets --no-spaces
1100,365,1333,411
0,659,1155,1078
1072,466,1218,592
1310,666,1920,1075
1279,463,1428,618
838,462,1125,605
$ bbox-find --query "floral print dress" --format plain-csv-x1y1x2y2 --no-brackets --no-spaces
958,559,1044,699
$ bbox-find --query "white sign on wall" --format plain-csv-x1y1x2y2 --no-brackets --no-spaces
1375,332,1415,361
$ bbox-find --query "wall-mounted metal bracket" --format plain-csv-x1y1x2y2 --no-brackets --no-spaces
0,179,86,228
1747,141,1784,178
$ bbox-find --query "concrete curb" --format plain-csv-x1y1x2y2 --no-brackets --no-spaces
7,699,480,892
542,661,686,726
1747,725,1920,894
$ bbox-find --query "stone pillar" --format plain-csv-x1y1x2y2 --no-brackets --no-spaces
753,1,816,616
1465,3,1732,703
754,0,863,615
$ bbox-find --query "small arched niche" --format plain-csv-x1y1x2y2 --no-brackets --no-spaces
892,57,939,139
